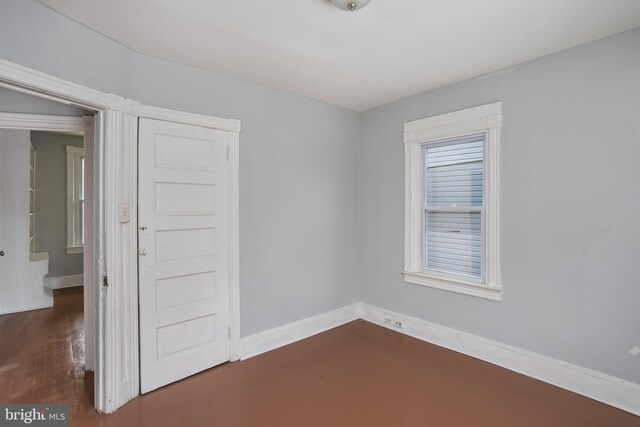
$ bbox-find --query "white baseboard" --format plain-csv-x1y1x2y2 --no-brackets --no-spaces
0,302,53,316
358,302,640,416
44,274,84,289
240,303,360,360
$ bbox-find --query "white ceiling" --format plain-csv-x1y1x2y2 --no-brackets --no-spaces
38,0,640,111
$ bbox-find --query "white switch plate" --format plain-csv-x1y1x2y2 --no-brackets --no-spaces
118,202,130,223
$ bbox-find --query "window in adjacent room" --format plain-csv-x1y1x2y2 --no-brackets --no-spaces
66,145,84,254
403,102,502,300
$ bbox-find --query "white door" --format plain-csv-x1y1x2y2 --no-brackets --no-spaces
138,118,231,393
0,130,29,314
0,129,52,314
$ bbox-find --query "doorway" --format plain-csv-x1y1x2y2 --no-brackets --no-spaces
0,113,94,409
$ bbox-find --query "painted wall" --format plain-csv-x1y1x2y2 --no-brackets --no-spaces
0,87,88,116
31,131,84,278
0,129,52,314
0,0,360,336
359,28,640,384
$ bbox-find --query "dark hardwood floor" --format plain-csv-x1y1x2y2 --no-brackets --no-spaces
0,288,93,417
1,289,638,426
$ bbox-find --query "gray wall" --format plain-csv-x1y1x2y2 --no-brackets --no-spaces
0,87,88,116
31,131,84,277
359,27,640,384
0,0,360,336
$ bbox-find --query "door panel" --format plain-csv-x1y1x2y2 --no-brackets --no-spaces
0,130,52,315
155,183,216,215
138,118,230,393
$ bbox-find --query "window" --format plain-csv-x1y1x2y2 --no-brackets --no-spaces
403,102,502,300
66,145,84,254
30,143,36,253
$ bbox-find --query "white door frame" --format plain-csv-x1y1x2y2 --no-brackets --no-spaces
0,58,241,413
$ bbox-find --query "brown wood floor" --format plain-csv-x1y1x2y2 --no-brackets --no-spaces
1,291,639,426
0,288,93,413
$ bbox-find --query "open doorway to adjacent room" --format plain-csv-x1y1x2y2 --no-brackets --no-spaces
0,87,95,411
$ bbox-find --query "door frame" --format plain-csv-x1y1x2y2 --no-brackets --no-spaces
0,58,241,413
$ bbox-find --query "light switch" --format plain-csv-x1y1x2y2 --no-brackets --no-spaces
119,202,130,223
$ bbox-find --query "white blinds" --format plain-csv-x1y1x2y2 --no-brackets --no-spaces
423,136,484,279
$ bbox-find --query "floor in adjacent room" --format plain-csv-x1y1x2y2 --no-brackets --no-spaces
0,287,92,415
1,296,638,426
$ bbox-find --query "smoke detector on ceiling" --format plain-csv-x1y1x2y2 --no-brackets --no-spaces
330,0,372,12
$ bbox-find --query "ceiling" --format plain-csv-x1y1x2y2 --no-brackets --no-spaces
38,0,640,111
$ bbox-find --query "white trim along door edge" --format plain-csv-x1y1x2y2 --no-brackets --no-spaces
0,58,241,413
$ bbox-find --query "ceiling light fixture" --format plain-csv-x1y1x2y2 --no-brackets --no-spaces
330,0,371,12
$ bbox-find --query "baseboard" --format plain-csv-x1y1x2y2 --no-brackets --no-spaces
0,302,53,316
358,302,640,416
240,303,360,360
44,274,84,289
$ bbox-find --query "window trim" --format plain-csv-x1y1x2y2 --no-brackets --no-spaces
403,102,502,301
66,145,84,254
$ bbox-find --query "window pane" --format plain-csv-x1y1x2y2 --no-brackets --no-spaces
425,139,483,207
80,156,85,200
425,211,482,278
80,200,84,246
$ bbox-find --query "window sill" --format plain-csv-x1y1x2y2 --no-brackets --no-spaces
402,271,502,301
66,246,84,255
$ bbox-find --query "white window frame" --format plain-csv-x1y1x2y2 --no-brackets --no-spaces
403,102,502,301
66,145,84,254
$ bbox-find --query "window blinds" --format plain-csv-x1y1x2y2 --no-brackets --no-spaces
423,136,484,279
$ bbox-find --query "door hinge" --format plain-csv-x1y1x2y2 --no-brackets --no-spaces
226,144,230,161
228,326,231,339
102,275,109,287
